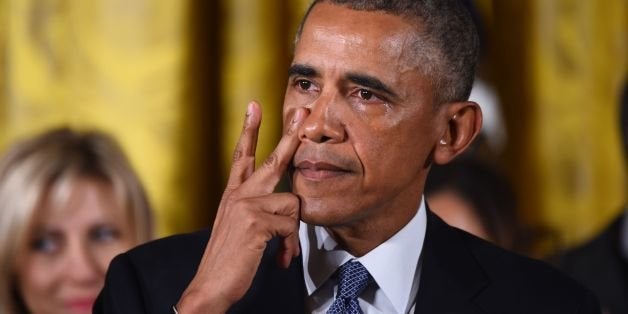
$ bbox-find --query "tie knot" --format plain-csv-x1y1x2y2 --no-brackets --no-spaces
337,261,372,299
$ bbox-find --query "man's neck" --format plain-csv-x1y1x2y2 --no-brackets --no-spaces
325,203,420,257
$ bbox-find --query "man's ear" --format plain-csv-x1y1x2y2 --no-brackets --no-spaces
433,101,483,165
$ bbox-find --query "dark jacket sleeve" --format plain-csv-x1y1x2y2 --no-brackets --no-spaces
94,253,148,314
91,232,302,314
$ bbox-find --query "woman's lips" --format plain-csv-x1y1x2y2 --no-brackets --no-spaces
295,161,350,180
65,298,96,314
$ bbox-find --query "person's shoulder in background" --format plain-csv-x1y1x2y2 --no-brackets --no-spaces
555,211,628,314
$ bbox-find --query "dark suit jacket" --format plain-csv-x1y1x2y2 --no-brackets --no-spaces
95,210,600,313
558,212,628,314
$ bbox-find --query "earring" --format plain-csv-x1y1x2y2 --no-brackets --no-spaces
451,114,458,121
439,139,447,145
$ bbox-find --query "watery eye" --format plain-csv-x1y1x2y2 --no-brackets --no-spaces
298,80,312,90
358,89,373,100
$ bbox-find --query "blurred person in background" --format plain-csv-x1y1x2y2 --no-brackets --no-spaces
557,85,628,314
0,128,153,314
425,157,520,251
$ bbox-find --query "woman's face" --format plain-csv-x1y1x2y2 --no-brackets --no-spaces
14,177,135,314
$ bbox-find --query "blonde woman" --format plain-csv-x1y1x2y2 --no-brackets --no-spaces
0,128,153,314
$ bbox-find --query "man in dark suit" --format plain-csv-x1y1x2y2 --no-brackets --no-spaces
96,1,601,313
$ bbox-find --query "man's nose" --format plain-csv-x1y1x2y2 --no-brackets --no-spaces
298,93,346,143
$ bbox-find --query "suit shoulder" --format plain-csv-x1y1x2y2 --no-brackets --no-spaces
97,229,210,313
125,228,210,267
458,229,582,289
456,229,600,313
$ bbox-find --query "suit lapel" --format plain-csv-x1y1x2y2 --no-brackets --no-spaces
414,210,489,314
232,208,490,313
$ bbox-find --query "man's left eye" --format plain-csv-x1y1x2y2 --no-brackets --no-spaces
354,89,385,104
358,89,373,100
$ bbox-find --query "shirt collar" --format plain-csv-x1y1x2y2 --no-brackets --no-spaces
299,198,427,314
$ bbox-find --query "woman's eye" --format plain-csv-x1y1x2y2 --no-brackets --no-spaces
297,80,312,91
31,236,59,254
90,226,120,243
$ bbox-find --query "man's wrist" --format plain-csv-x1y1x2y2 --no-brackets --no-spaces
177,287,231,314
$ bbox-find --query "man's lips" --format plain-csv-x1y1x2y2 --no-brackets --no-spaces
294,160,350,180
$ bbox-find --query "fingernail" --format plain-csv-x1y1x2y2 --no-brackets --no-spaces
292,109,304,124
246,103,253,118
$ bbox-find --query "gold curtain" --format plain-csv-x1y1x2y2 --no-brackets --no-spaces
220,0,311,173
0,0,193,236
0,0,310,236
3,0,624,249
487,0,627,252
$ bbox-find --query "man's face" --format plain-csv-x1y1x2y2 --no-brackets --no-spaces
285,3,446,229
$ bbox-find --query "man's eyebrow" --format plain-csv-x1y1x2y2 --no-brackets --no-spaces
346,73,398,99
288,64,318,77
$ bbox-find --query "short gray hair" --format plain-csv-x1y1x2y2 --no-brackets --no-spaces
296,0,480,105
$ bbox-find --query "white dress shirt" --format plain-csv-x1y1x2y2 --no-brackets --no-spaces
299,199,427,314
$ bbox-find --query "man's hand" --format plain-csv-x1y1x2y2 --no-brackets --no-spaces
176,101,306,313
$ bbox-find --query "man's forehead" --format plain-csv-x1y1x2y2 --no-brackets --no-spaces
302,23,413,54
302,4,418,41
295,3,422,67
295,3,420,68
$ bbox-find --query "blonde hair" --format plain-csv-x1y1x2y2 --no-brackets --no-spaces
0,127,153,313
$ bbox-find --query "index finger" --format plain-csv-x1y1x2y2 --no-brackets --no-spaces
243,107,307,194
225,101,262,191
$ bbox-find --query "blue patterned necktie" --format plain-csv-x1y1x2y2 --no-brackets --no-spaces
327,261,373,314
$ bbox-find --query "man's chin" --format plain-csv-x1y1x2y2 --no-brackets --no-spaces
299,202,350,227
300,214,333,226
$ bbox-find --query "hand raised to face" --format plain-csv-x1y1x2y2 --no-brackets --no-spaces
176,101,307,313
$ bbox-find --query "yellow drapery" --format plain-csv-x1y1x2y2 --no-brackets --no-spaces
488,0,627,252
0,0,310,236
220,0,311,175
1,0,625,250
0,0,193,235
